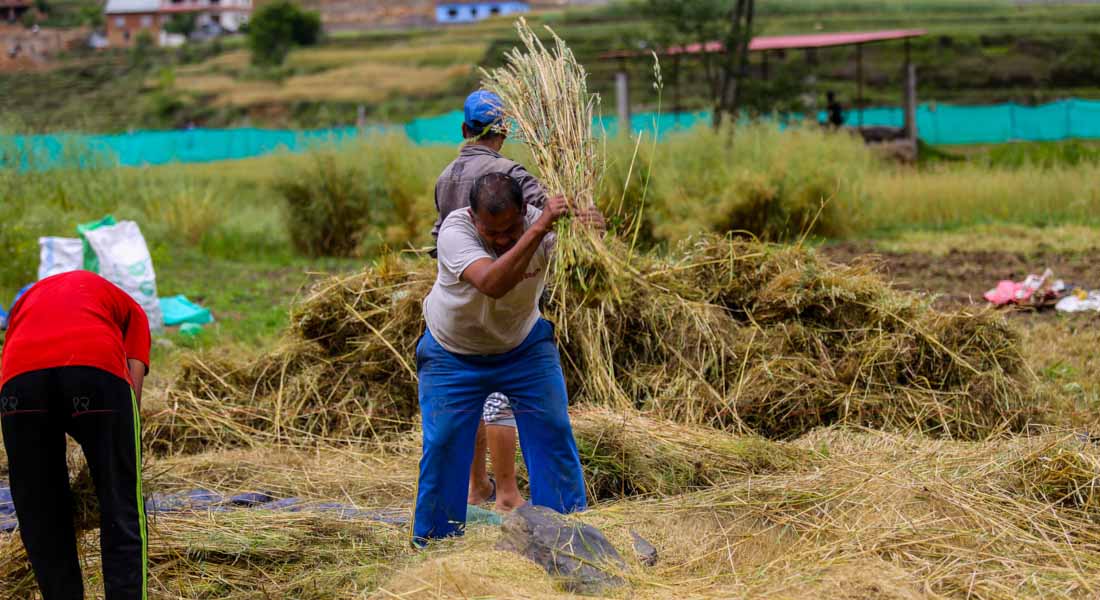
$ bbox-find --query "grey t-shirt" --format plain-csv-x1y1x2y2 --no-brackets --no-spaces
424,207,552,356
432,144,547,238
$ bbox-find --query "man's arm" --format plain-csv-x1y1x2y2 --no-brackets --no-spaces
128,358,145,408
117,294,151,406
461,197,567,300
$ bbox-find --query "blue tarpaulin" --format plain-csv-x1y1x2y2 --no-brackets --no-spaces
160,295,214,327
0,484,502,532
7,99,1100,169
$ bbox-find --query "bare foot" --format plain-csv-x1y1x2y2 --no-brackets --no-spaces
468,478,494,505
495,493,526,513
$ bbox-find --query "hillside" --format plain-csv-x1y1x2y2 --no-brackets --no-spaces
3,0,1100,132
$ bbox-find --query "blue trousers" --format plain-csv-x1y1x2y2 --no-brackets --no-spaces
412,319,587,542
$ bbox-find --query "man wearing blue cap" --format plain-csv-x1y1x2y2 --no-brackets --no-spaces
432,89,543,515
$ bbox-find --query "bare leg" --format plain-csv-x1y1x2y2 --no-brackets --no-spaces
488,424,525,512
467,421,494,505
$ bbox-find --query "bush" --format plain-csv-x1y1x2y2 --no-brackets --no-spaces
276,151,371,257
140,183,227,246
248,0,322,67
163,13,197,37
638,123,872,244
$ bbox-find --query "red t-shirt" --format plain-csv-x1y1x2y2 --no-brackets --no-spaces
1,271,151,387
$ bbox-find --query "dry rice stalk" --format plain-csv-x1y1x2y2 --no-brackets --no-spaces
482,18,630,320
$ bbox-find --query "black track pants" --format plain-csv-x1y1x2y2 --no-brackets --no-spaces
0,366,148,600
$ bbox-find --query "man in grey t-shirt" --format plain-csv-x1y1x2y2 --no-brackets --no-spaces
412,173,587,544
434,90,542,513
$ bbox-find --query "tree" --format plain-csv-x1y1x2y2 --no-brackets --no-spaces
642,0,755,129
79,4,104,28
163,13,197,38
248,0,322,67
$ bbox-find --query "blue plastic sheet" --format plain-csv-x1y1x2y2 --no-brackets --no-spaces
160,295,214,327
0,484,505,531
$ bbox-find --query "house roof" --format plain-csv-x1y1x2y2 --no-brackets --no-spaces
104,0,160,14
602,29,927,59
436,1,528,6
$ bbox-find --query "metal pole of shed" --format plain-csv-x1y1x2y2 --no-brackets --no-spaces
857,44,864,129
673,55,681,123
904,38,918,141
615,59,631,132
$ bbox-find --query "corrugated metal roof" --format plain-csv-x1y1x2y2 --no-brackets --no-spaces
104,0,160,14
602,30,927,59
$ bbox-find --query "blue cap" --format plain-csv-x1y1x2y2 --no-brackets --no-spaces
464,90,504,134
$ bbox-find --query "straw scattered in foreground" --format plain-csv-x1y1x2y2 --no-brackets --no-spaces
7,413,1099,599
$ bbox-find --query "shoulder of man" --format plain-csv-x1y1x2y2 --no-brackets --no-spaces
437,208,479,251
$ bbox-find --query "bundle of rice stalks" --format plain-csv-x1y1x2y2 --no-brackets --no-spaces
482,18,629,315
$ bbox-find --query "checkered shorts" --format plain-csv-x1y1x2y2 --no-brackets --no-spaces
482,392,515,427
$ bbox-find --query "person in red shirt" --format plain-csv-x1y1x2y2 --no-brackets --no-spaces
0,270,151,600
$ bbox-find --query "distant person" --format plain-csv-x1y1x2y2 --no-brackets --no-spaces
0,271,150,599
826,90,845,128
413,172,588,544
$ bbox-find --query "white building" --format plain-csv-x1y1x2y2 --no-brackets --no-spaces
103,0,250,47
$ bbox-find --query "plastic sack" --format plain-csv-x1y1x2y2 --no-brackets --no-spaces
77,215,117,273
1056,291,1100,313
82,221,163,331
37,237,85,281
160,295,214,327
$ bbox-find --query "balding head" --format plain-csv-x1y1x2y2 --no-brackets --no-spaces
469,173,527,255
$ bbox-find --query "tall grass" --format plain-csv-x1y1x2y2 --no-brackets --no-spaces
755,0,1013,15
855,163,1100,232
6,124,1099,302
626,123,876,244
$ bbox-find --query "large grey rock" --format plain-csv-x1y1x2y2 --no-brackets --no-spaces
496,504,626,594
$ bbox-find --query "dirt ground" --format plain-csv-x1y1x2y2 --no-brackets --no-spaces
823,243,1100,309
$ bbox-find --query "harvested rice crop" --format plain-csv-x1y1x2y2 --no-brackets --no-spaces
150,255,432,453
154,235,1038,454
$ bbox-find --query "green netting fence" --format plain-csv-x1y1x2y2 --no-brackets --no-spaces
5,99,1100,168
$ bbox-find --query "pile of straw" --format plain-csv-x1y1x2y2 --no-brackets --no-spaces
564,236,1037,439
155,235,1037,454
151,255,432,453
